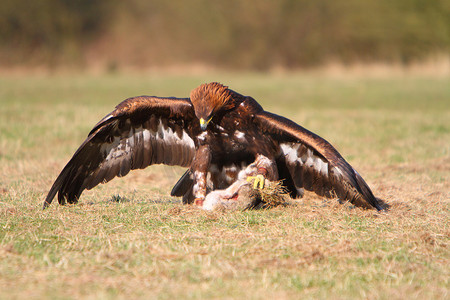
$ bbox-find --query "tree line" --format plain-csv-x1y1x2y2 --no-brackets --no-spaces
1,0,448,70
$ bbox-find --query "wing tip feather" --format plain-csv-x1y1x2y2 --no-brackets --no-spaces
42,175,64,209
353,171,386,211
42,198,52,210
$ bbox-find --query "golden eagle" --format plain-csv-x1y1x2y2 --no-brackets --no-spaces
44,82,383,211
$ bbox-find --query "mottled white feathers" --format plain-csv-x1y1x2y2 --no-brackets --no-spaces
280,143,330,176
84,117,195,190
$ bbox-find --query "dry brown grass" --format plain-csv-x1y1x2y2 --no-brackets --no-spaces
0,72,448,299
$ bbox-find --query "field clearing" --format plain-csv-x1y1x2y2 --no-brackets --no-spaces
0,71,449,299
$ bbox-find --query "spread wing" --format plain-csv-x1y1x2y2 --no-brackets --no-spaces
256,111,383,211
43,96,198,208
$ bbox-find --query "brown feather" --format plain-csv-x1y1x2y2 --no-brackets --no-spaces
255,111,383,210
43,96,197,208
190,82,233,110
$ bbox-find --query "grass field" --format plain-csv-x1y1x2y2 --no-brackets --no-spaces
0,71,448,299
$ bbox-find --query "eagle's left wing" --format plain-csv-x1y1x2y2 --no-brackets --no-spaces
255,111,383,210
43,96,198,208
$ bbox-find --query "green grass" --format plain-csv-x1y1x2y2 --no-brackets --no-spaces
0,71,449,299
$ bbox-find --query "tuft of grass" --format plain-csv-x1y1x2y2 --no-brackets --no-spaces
257,180,292,208
0,71,448,299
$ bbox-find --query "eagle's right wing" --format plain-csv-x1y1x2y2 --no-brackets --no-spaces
255,111,384,211
43,96,199,208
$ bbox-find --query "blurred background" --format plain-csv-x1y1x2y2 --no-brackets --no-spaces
1,0,449,72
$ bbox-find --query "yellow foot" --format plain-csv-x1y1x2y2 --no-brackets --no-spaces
246,174,265,189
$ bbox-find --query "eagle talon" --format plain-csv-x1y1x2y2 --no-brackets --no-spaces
246,174,265,189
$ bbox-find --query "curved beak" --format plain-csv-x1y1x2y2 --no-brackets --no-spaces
199,117,211,131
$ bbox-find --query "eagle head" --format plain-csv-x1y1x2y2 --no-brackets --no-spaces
190,82,234,131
